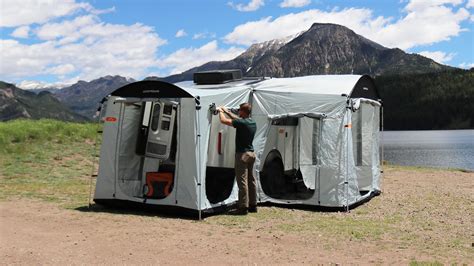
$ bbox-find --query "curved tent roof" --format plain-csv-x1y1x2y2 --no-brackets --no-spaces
253,75,379,100
109,75,379,101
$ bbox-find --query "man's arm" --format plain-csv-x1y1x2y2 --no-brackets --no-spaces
222,107,240,120
218,106,238,126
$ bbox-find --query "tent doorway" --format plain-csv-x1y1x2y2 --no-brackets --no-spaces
205,113,236,204
114,100,179,200
260,116,320,200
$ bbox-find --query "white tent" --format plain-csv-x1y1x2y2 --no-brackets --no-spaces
94,73,382,217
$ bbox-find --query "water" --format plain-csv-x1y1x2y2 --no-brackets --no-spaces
382,130,474,171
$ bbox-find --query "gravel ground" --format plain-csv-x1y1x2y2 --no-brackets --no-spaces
1,166,473,264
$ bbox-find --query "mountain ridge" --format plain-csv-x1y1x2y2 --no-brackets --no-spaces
0,81,88,122
159,23,453,83
53,75,135,118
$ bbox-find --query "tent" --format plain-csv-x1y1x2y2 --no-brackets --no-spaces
94,72,382,217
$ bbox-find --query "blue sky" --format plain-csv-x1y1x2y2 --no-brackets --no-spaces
1,0,473,88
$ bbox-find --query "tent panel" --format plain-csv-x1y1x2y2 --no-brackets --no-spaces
253,90,346,118
253,75,362,96
195,88,251,209
94,97,121,199
116,103,144,197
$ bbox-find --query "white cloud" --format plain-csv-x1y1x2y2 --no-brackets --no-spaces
418,51,455,64
459,62,474,68
376,4,469,49
406,0,463,11
36,15,97,41
47,64,76,75
192,32,217,40
224,8,388,46
175,29,187,38
158,41,245,74
11,26,30,38
1,18,167,82
468,0,474,8
0,0,96,27
224,1,470,50
280,0,311,8
228,0,265,12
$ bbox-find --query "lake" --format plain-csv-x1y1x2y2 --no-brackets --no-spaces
382,130,474,171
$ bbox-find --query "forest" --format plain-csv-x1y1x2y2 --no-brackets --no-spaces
375,68,474,130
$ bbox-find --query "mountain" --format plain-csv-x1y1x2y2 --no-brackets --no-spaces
246,23,451,77
18,80,68,94
0,81,88,122
158,23,452,83
157,33,301,83
54,75,134,119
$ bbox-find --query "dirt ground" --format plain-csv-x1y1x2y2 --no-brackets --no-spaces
1,166,473,265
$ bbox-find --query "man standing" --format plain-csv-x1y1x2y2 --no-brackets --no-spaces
218,103,257,215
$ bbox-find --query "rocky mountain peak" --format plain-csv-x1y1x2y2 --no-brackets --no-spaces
160,23,451,83
246,23,450,77
54,75,133,118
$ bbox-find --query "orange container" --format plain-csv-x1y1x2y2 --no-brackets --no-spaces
145,172,173,199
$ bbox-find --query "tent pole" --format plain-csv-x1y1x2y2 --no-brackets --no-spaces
345,110,350,212
196,105,202,221
381,105,384,174
317,118,323,205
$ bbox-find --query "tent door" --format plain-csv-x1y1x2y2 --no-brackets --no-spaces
260,116,317,200
205,113,236,204
134,100,179,200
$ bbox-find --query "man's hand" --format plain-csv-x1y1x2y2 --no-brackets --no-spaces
218,106,233,126
219,106,240,120
218,106,228,113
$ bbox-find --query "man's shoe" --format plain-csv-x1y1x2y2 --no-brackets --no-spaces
228,208,248,215
248,205,257,213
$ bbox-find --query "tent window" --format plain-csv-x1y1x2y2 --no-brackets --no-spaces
150,104,161,131
352,110,363,166
311,119,320,165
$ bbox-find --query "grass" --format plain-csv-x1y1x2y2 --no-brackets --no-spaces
0,119,100,208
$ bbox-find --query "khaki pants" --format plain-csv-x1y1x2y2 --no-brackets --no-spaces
235,151,257,209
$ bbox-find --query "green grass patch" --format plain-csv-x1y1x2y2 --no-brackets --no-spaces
409,261,444,266
0,119,101,208
0,119,98,154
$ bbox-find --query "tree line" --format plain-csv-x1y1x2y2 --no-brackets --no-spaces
374,68,474,130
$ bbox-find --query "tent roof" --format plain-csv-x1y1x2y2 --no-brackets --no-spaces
253,75,378,99
174,79,261,97
109,75,379,101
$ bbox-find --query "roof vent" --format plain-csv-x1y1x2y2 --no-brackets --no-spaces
193,69,242,85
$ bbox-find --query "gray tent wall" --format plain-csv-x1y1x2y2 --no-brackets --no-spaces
94,75,381,211
177,82,253,210
250,75,381,207
94,81,253,211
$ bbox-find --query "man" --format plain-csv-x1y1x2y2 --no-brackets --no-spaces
218,103,257,215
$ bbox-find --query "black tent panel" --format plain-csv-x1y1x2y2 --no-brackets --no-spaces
349,75,380,101
111,80,194,98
